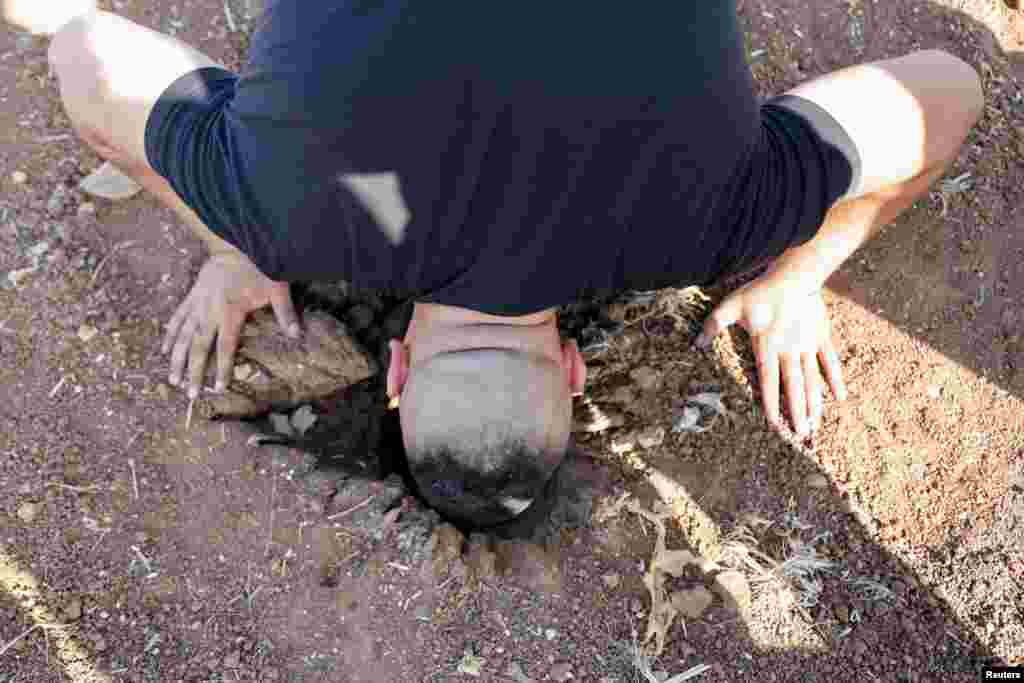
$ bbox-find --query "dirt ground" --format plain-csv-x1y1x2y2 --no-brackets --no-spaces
2,1,1024,681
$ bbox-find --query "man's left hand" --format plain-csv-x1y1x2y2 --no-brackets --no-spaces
693,271,847,436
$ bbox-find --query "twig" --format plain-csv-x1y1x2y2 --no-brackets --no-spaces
87,529,110,555
327,495,375,520
387,562,410,573
48,376,66,398
36,133,73,143
185,397,195,430
90,240,140,288
223,0,237,31
130,545,153,573
0,624,40,657
264,474,277,558
45,482,99,493
127,459,139,500
402,590,422,611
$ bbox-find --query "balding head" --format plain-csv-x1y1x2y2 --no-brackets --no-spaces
400,348,573,527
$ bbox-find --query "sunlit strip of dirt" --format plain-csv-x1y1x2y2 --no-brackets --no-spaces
0,546,111,682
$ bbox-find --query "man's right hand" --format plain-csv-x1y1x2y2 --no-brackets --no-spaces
161,251,301,399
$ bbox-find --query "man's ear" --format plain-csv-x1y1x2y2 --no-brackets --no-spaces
386,339,410,399
562,339,587,396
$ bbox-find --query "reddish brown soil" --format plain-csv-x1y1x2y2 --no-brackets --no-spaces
2,1,1023,682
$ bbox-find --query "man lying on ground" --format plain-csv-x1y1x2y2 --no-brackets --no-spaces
2,0,982,528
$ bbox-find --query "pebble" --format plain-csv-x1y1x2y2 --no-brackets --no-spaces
290,405,317,435
629,366,661,392
233,363,253,382
47,185,68,216
909,463,928,481
506,662,535,683
10,170,27,184
78,161,143,200
602,573,621,590
16,501,40,523
456,651,483,677
268,413,293,436
545,628,558,641
548,662,574,681
77,324,99,343
6,266,39,288
806,474,829,489
26,241,50,260
61,598,82,622
636,426,665,449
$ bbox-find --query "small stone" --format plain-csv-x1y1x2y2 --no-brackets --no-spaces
573,402,625,433
26,241,50,261
636,426,665,449
630,366,661,392
47,185,68,216
10,170,27,184
549,662,574,681
545,628,558,641
156,383,171,401
16,501,40,523
806,474,829,489
506,662,535,683
77,202,96,216
268,413,293,436
77,324,99,343
909,463,928,481
457,651,483,677
61,598,82,622
233,363,253,382
609,435,635,454
290,405,317,435
926,384,942,399
834,604,850,623
602,573,620,589
6,265,39,288
78,161,143,200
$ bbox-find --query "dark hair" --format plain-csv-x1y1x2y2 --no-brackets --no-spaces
406,437,564,531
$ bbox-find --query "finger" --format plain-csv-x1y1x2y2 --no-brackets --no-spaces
754,336,781,427
269,283,301,338
802,353,823,432
162,300,190,355
695,294,742,349
169,316,199,387
214,313,243,393
819,338,848,401
186,324,217,399
781,354,809,437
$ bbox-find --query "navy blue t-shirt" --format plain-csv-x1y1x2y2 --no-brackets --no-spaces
146,1,856,315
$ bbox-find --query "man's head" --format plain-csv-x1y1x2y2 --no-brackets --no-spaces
387,304,586,528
